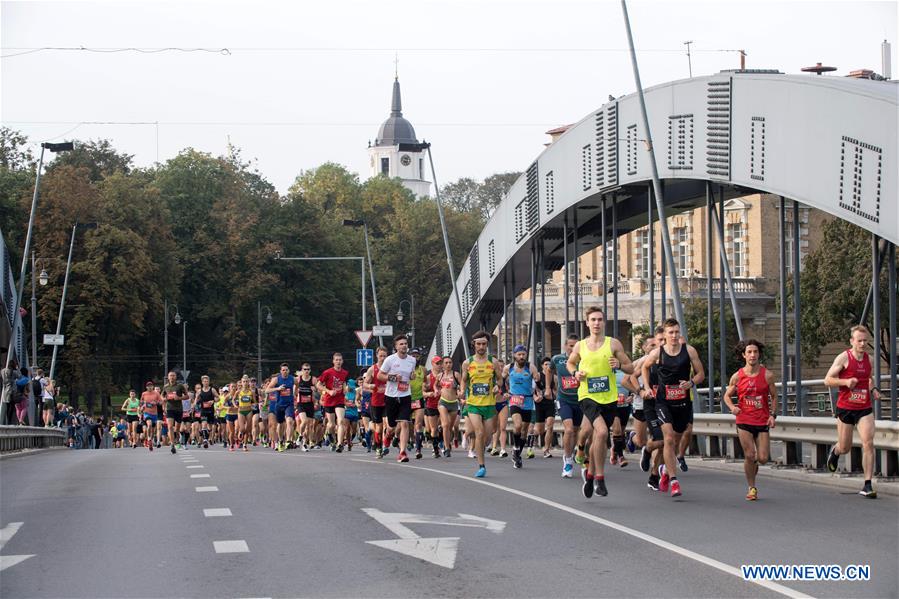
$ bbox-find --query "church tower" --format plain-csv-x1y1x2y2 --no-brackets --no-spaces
368,77,431,198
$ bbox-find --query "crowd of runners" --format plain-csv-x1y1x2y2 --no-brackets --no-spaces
118,308,882,500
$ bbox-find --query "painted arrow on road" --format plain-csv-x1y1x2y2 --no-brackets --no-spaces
0,522,34,572
362,508,505,569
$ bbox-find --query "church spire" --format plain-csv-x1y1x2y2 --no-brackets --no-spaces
391,77,403,117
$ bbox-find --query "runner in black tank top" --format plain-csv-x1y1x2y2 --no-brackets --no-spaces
640,319,704,498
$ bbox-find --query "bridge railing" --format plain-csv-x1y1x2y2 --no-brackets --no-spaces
0,425,66,452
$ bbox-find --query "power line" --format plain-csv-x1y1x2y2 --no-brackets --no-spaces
5,120,561,128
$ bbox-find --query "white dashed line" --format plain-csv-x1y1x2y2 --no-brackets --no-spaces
190,473,211,478
213,540,249,553
186,465,205,469
204,508,232,517
195,486,219,492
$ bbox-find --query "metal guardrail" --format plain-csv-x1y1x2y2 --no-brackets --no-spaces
0,425,66,452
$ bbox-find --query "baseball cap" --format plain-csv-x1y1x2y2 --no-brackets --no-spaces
411,347,421,354
512,344,527,354
145,380,154,387
431,356,442,365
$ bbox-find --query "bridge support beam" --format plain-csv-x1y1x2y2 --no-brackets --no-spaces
792,200,804,419
873,234,881,419
573,210,581,336
612,196,619,339
710,190,745,340
779,197,788,417
889,242,897,420
539,238,546,359
719,186,727,409
648,185,655,329
705,183,715,412
602,197,608,334
563,215,570,343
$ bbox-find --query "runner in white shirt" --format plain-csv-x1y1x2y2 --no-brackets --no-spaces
378,334,418,463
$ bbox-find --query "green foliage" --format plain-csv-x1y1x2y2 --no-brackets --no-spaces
440,171,520,222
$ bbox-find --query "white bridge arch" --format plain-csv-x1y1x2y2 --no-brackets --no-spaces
428,71,898,362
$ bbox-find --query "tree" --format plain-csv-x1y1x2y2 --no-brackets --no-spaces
439,171,521,222
790,218,892,366
47,139,133,183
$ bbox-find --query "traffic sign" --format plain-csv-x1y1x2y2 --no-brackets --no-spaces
43,334,64,346
356,348,374,367
355,330,373,347
372,324,393,337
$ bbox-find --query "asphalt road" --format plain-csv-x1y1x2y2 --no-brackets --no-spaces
1,443,896,599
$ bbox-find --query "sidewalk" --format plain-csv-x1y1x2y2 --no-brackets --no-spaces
687,456,899,498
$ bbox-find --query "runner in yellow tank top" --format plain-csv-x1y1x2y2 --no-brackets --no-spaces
461,330,500,478
567,306,634,499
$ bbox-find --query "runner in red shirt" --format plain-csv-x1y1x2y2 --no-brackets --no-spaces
824,325,882,498
317,353,349,452
723,339,777,501
363,347,389,458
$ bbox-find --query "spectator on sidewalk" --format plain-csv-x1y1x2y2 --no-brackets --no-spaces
14,367,30,425
1,359,19,425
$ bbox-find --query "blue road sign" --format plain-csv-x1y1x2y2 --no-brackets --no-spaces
356,348,374,367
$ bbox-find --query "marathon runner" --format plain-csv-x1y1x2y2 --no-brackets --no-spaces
121,390,141,448
264,364,296,451
435,356,461,458
535,357,556,458
460,331,500,477
343,377,361,450
640,318,705,497
423,356,442,458
162,372,188,454
197,375,218,449
824,325,882,498
723,339,778,500
318,353,349,452
490,357,509,458
295,363,316,451
409,349,426,459
567,307,634,498
503,344,540,469
378,335,418,463
364,347,389,458
235,376,255,451
552,335,582,478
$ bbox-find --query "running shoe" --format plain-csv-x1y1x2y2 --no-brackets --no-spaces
526,448,535,459
228,445,234,452
640,446,651,472
302,445,309,452
489,447,499,457
582,474,594,498
499,449,508,458
330,443,336,452
594,478,608,497
149,443,153,452
827,446,839,473
609,453,618,466
242,444,249,452
415,450,422,460
475,466,486,478
580,466,587,483
433,449,440,459
461,436,468,450
170,445,177,455
647,474,660,491
670,479,682,497
512,449,522,469
468,449,476,459
859,482,877,498
543,450,553,459
376,448,383,459
336,445,343,453
443,448,451,458
382,447,390,457
677,456,689,472
746,486,758,501
398,451,409,463
392,437,399,448
659,464,670,493
618,455,628,468
203,440,209,449
562,462,573,478
625,431,636,453
453,437,459,449
574,448,586,465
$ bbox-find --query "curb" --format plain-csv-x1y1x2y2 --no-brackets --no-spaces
0,446,69,461
688,457,899,498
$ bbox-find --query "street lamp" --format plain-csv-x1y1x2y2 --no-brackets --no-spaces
5,141,74,370
168,304,187,384
343,219,384,344
30,255,48,373
48,222,97,383
257,302,272,383
396,296,415,348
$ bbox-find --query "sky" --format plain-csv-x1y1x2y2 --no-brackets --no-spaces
2,0,896,193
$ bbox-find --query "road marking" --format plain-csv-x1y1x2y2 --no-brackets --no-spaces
362,508,505,568
204,508,232,518
182,459,199,463
190,473,211,478
195,486,219,492
213,540,249,553
351,459,810,599
186,465,205,469
0,522,35,572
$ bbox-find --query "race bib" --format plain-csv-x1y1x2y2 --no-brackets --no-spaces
411,400,421,410
666,386,687,401
299,394,313,403
472,383,490,396
849,389,869,404
279,388,291,397
743,395,763,410
560,376,579,391
398,381,410,393
587,376,610,394
510,394,525,407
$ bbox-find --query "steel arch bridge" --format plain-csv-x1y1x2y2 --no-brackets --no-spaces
427,71,898,364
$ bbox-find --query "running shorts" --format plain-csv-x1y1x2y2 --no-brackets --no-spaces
535,399,556,423
836,407,872,425
558,401,583,427
655,400,692,434
385,396,412,426
736,423,769,438
580,400,617,430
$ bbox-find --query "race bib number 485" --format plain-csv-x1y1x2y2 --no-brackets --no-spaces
472,383,489,396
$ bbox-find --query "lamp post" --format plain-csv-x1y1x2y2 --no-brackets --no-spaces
396,297,415,349
6,141,74,369
257,301,272,383
48,222,97,383
343,219,383,345
30,253,48,372
173,307,187,384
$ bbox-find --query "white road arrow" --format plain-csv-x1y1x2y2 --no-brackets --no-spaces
362,508,505,569
0,522,34,572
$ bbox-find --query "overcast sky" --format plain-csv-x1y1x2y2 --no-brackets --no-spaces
2,0,896,193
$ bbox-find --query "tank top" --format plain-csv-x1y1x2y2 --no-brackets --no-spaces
467,358,495,407
615,371,632,406
276,374,295,403
410,367,424,400
345,381,357,407
198,388,215,409
658,344,692,403
836,350,872,410
577,338,618,405
508,363,535,410
126,397,140,415
297,376,314,402
370,364,386,408
736,367,770,426
237,389,254,410
425,372,440,409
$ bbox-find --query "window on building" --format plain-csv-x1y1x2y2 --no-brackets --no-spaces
419,158,424,180
673,226,690,277
380,157,389,176
727,222,745,277
783,207,808,274
636,229,650,280
605,241,615,286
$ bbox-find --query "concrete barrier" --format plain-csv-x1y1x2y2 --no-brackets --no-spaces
0,425,66,452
